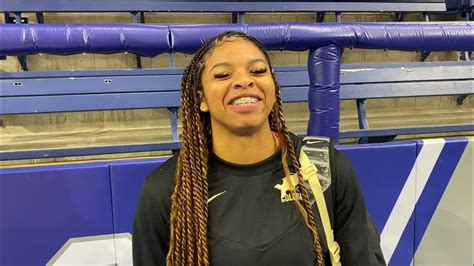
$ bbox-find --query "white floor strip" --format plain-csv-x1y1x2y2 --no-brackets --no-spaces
380,139,445,263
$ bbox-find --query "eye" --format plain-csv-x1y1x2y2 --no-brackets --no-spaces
251,68,268,75
214,72,231,79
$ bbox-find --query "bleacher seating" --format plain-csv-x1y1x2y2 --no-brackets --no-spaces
1,23,473,159
1,60,472,159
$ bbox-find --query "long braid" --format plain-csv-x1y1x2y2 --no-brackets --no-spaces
167,51,210,265
188,49,211,266
195,117,210,265
190,100,209,265
271,78,325,264
277,94,324,265
183,85,196,263
167,31,325,266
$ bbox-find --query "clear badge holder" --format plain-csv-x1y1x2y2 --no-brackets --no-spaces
301,136,332,193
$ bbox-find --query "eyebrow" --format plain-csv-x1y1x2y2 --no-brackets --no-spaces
210,58,267,71
210,62,231,71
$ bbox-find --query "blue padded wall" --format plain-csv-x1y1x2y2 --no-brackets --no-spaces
337,141,417,232
0,163,113,265
337,141,417,266
1,138,471,265
338,137,472,266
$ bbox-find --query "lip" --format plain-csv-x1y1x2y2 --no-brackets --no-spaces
227,93,263,105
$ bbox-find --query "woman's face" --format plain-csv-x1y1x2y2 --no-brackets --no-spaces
200,38,276,135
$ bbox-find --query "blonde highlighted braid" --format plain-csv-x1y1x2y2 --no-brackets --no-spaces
167,31,324,266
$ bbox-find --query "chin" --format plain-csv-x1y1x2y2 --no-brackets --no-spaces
230,121,269,136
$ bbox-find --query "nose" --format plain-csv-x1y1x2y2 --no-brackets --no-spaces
232,72,254,89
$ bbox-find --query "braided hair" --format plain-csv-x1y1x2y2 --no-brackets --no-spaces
167,31,324,266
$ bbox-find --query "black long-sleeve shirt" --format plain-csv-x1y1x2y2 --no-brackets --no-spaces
133,135,375,265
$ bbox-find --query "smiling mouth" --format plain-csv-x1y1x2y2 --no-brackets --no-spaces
230,96,262,106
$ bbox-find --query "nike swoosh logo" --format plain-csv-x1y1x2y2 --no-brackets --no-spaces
207,191,226,204
305,140,321,145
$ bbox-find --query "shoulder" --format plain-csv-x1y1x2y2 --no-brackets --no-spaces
140,153,178,214
145,153,178,189
133,154,178,264
332,148,355,178
332,147,364,202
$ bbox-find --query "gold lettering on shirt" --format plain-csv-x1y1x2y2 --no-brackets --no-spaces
274,173,303,203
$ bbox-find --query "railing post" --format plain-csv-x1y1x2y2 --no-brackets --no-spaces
168,108,179,141
356,99,369,143
307,45,342,141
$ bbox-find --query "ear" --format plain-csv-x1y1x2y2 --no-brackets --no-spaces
199,92,209,112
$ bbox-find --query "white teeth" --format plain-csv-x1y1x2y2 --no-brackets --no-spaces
232,97,259,105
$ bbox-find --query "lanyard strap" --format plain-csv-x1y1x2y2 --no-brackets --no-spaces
300,150,342,266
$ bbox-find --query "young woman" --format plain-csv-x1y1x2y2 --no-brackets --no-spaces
133,31,381,266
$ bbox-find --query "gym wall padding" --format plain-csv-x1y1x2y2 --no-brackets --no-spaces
1,138,472,265
1,163,114,265
338,140,417,265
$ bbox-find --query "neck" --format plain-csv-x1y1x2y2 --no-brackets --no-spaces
211,126,278,164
